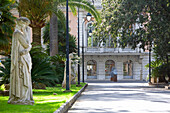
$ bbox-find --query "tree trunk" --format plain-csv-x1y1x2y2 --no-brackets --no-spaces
32,27,41,46
50,13,58,56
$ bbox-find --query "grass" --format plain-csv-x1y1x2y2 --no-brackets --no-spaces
0,83,86,113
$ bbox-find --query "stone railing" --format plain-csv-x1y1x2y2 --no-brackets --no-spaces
84,47,143,53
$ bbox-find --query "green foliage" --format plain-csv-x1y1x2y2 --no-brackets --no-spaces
94,0,170,79
145,59,162,69
0,58,10,85
0,46,65,87
18,0,52,28
0,83,86,113
18,0,100,28
30,46,60,86
0,84,5,91
145,60,162,78
18,0,100,45
151,63,170,79
43,21,77,55
43,19,77,84
94,0,170,50
49,55,65,83
0,0,16,55
153,43,170,64
145,59,170,79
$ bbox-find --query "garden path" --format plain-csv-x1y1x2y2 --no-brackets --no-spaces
68,81,170,113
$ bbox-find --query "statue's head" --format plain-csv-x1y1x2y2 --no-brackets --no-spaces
16,17,30,27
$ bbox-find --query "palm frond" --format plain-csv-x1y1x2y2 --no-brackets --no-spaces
0,0,16,54
54,0,101,22
69,6,77,16
68,1,101,22
0,58,11,85
52,9,66,30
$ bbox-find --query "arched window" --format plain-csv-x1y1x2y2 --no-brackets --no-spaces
123,60,133,79
87,23,98,47
87,60,97,79
105,60,115,79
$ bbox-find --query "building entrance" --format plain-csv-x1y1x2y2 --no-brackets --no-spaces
87,60,97,79
105,60,115,79
123,60,133,79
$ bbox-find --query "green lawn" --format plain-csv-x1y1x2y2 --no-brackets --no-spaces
0,83,86,113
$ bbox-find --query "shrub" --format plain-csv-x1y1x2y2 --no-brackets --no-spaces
0,58,10,85
0,84,5,91
0,46,63,87
30,46,59,87
50,55,65,83
145,59,170,82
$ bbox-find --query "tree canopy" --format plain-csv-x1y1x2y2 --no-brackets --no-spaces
0,0,16,56
93,0,170,80
18,0,100,46
94,0,170,50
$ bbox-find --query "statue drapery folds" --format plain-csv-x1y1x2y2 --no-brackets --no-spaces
8,17,34,105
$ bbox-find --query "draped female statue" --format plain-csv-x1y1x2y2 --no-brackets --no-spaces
8,17,34,105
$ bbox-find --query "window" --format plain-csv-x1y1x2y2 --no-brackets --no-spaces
87,60,97,78
105,60,115,78
123,60,133,78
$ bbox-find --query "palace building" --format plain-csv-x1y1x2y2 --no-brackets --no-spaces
77,0,150,81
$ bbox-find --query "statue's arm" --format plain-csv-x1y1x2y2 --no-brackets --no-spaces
15,31,32,55
15,31,29,48
20,44,32,56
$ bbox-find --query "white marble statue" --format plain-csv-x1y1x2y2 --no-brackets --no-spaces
62,53,75,88
62,53,80,88
8,17,34,105
70,53,78,84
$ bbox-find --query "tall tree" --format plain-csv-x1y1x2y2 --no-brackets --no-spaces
43,20,77,55
93,0,170,80
18,0,53,46
0,0,16,56
49,0,101,56
18,0,100,46
94,0,169,48
50,13,58,56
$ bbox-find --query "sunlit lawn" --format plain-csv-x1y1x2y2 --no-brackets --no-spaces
0,83,86,113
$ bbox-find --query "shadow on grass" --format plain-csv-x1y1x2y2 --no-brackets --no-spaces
0,83,85,113
0,98,64,113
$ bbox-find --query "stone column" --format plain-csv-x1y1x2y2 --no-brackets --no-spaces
116,62,123,80
133,62,141,80
142,55,149,81
98,58,105,80
84,61,87,80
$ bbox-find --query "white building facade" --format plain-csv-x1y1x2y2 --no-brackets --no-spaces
79,0,150,81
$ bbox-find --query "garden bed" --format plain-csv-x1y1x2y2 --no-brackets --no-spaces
0,83,86,113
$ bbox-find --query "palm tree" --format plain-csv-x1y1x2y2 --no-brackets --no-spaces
43,20,77,55
49,0,101,56
18,0,53,46
0,0,16,56
50,13,59,56
18,0,100,47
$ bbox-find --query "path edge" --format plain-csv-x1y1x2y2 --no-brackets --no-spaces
54,83,88,113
